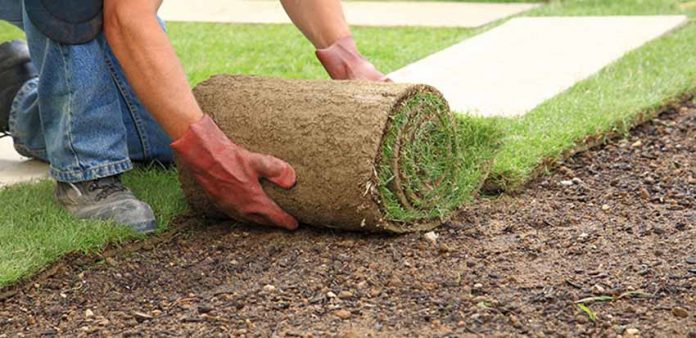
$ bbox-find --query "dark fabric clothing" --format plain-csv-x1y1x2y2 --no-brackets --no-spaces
24,0,103,44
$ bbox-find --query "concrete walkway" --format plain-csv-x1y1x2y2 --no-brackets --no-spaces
389,16,688,117
159,0,539,28
0,137,48,187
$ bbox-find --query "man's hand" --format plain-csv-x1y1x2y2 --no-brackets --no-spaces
172,115,298,230
316,36,389,82
280,0,389,82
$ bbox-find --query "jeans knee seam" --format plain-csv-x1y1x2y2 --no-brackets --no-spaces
58,43,83,171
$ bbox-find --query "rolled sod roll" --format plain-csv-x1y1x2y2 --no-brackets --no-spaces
178,75,467,233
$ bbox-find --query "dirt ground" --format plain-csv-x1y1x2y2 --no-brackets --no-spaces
1,100,695,337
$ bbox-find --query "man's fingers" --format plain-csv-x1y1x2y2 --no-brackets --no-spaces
245,195,299,230
251,153,297,189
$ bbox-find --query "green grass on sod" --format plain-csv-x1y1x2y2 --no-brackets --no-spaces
1,0,695,288
377,93,500,225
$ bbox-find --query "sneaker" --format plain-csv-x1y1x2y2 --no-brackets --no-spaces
55,175,157,234
0,40,38,133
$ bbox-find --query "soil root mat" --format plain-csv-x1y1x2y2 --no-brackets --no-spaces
179,75,495,233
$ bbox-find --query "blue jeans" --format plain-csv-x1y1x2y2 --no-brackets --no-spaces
0,1,174,183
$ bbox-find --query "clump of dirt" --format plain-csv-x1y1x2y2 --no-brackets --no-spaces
1,101,694,337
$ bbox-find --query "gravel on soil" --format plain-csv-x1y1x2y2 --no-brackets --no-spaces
0,99,694,337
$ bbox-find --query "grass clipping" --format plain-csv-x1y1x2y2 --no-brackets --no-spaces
178,75,497,232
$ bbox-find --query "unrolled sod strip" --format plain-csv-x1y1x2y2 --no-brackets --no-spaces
178,75,488,232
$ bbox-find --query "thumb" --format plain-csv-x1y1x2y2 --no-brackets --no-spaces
251,153,297,190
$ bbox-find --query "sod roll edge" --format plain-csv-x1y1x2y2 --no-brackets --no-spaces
178,75,490,232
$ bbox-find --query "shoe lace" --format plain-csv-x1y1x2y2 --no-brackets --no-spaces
88,177,127,201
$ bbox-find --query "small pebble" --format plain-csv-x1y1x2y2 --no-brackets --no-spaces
438,244,452,253
198,304,214,314
424,231,438,245
326,291,337,298
369,288,382,297
686,256,696,265
262,284,277,293
601,204,610,211
84,309,94,318
560,180,574,186
472,295,491,304
575,314,588,324
338,291,353,299
631,140,642,148
652,226,666,235
672,307,688,318
624,328,640,338
334,309,351,320
591,284,606,295
132,311,153,322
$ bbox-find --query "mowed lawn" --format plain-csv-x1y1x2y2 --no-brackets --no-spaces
1,0,695,288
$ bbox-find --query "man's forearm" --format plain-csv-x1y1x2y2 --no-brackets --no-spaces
280,0,351,49
103,0,202,140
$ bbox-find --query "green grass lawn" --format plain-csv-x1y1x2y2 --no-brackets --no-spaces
1,0,695,288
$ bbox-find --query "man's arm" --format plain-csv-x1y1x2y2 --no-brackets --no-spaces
280,0,389,81
103,0,199,139
279,0,349,49
103,0,298,230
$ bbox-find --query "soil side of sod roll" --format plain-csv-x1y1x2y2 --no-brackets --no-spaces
178,75,490,233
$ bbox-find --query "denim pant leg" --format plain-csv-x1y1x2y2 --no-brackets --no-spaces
0,0,22,28
3,2,174,182
103,33,174,165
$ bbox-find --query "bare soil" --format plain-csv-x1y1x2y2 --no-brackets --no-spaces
1,100,694,337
